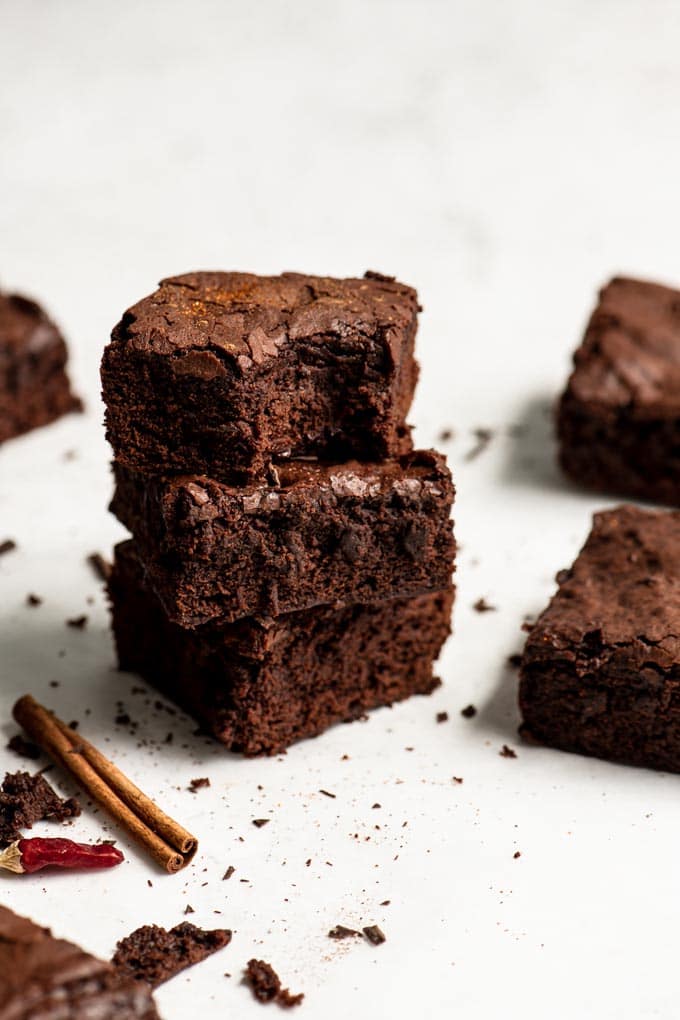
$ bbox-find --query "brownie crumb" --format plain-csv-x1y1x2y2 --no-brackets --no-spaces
6,735,41,760
507,653,522,670
112,922,231,988
473,597,496,613
87,552,112,582
184,905,195,915
438,428,454,442
460,704,477,719
245,959,303,1008
436,711,449,723
25,593,42,607
252,818,270,828
452,776,464,784
223,865,235,880
362,925,386,946
0,539,17,556
0,770,80,844
500,745,517,759
66,615,88,630
328,925,361,940
380,900,391,906
513,851,521,859
188,777,210,793
464,427,494,462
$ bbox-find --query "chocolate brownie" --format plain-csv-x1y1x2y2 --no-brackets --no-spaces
519,505,680,771
0,769,81,844
101,271,418,483
0,905,158,1019
112,922,231,988
0,291,81,443
558,276,680,504
110,449,455,626
109,540,454,756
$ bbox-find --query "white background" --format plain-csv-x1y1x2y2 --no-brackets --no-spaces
1,2,680,1017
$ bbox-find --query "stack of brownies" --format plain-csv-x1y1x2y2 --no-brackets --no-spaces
101,271,455,755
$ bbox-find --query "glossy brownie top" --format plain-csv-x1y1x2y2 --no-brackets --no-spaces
524,505,680,665
566,276,680,414
110,270,420,371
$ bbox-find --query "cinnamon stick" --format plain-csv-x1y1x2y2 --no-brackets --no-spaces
12,695,197,874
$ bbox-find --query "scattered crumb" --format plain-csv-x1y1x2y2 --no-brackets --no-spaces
452,777,464,784
464,427,494,462
319,789,336,799
362,925,386,946
87,552,112,582
513,851,521,859
112,922,231,989
436,711,449,724
500,745,517,759
188,777,210,793
328,925,361,940
380,900,391,906
438,427,454,442
473,598,496,613
252,818,270,828
223,865,235,881
25,593,42,607
245,959,303,1008
507,653,522,670
461,704,477,719
6,735,41,760
184,905,195,915
0,539,17,557
372,803,381,809
66,615,88,630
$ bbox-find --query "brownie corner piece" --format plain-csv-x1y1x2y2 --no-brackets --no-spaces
557,275,680,504
109,540,453,756
519,504,680,772
101,270,419,482
0,290,82,443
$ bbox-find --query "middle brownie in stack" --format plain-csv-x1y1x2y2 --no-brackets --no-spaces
102,270,456,755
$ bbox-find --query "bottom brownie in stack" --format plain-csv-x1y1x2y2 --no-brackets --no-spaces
110,540,453,756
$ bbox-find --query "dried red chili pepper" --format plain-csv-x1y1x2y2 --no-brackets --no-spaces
0,837,124,874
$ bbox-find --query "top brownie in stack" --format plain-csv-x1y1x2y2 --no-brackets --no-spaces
101,270,419,484
558,276,680,505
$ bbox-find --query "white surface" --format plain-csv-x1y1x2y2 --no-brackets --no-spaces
1,1,680,1017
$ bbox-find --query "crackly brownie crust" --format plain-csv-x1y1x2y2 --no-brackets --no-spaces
101,271,418,483
0,905,158,1019
558,276,680,504
0,291,82,443
110,540,454,756
519,505,680,771
110,449,455,626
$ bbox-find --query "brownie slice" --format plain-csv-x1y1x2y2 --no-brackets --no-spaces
101,270,418,484
110,449,455,626
0,905,158,1019
109,540,454,756
519,505,680,772
112,922,231,988
0,291,82,443
558,276,680,504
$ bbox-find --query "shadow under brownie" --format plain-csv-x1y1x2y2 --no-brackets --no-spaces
519,504,680,771
110,449,455,627
110,540,454,756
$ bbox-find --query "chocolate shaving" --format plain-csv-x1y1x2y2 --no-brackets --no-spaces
328,925,361,940
362,925,386,946
252,818,270,828
223,865,235,881
188,777,210,792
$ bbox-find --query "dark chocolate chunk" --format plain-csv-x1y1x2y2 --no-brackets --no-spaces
362,925,386,946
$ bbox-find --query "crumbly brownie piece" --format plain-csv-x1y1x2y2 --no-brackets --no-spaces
101,271,418,483
110,450,455,626
0,291,81,443
0,905,159,1019
0,770,81,845
109,541,454,756
519,505,680,771
112,922,231,988
558,276,680,504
